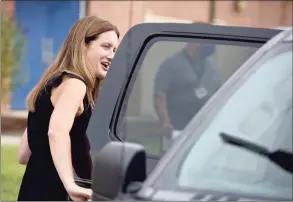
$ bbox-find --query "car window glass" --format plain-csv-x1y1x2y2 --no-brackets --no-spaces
118,39,259,157
177,49,292,199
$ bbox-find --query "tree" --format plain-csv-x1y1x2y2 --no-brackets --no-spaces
1,12,27,110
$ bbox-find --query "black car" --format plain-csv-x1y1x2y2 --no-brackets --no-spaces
74,23,292,201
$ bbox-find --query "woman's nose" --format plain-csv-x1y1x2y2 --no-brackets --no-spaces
107,50,115,60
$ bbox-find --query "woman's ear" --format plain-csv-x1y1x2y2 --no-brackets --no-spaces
83,43,89,52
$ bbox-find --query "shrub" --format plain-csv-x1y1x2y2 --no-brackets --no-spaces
1,12,27,106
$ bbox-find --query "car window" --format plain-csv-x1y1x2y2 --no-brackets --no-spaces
117,38,259,157
174,45,292,199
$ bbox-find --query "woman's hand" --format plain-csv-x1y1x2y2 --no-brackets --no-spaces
66,182,92,201
162,122,174,138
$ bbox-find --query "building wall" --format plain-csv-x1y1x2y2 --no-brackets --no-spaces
87,1,210,39
1,1,15,17
88,1,292,39
2,1,82,111
215,1,292,28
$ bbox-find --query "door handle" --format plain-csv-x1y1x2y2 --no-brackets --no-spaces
74,177,92,188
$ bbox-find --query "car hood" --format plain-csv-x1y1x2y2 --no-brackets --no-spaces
137,187,285,201
151,189,244,201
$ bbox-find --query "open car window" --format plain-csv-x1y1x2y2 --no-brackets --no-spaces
153,40,292,200
116,38,266,157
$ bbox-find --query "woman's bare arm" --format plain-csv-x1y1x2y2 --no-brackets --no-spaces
18,128,32,165
48,78,86,190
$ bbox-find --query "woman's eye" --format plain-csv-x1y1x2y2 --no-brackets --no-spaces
102,44,110,49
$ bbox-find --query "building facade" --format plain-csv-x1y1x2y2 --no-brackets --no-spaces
87,1,292,39
1,0,292,111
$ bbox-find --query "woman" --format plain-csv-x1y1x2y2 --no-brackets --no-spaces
17,16,119,201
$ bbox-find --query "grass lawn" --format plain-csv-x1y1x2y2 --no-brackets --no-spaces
1,144,25,201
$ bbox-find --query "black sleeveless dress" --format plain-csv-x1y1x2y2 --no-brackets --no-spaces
17,72,93,201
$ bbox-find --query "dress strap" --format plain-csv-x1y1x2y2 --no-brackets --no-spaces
62,71,87,86
46,71,87,89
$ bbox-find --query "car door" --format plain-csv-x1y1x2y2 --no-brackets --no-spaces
84,23,281,178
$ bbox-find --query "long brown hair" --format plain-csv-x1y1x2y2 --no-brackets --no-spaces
26,16,120,112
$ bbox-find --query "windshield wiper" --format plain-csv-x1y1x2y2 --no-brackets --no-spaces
220,132,293,174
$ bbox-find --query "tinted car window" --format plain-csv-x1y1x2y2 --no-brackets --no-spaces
156,44,292,199
118,39,258,156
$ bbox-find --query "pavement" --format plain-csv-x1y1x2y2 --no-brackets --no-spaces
1,110,27,134
1,110,28,118
1,134,21,145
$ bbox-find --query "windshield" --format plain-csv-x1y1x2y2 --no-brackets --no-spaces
154,43,292,199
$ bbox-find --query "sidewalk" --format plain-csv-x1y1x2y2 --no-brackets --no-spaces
1,110,27,134
1,134,21,145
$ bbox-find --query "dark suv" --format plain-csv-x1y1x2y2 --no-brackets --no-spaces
74,24,292,201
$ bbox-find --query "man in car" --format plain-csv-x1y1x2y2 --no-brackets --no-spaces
153,40,222,151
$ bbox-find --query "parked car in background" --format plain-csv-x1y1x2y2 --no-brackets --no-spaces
71,23,292,200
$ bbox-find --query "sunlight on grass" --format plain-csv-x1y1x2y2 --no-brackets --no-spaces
1,144,25,201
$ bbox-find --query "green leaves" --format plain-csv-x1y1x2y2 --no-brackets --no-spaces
1,13,27,102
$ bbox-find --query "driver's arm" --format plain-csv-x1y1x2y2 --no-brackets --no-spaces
154,92,172,125
153,64,172,126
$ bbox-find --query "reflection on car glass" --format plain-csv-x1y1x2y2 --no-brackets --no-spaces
176,49,292,199
239,101,273,139
121,39,259,157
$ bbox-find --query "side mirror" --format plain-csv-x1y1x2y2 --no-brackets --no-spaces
91,141,146,200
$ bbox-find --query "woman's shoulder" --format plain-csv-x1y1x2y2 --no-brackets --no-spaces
46,71,86,89
36,71,88,108
59,77,87,102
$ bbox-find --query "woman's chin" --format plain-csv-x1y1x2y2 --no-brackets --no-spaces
97,71,107,80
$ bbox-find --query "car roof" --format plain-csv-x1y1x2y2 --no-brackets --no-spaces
273,26,292,31
282,28,292,42
256,27,292,51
